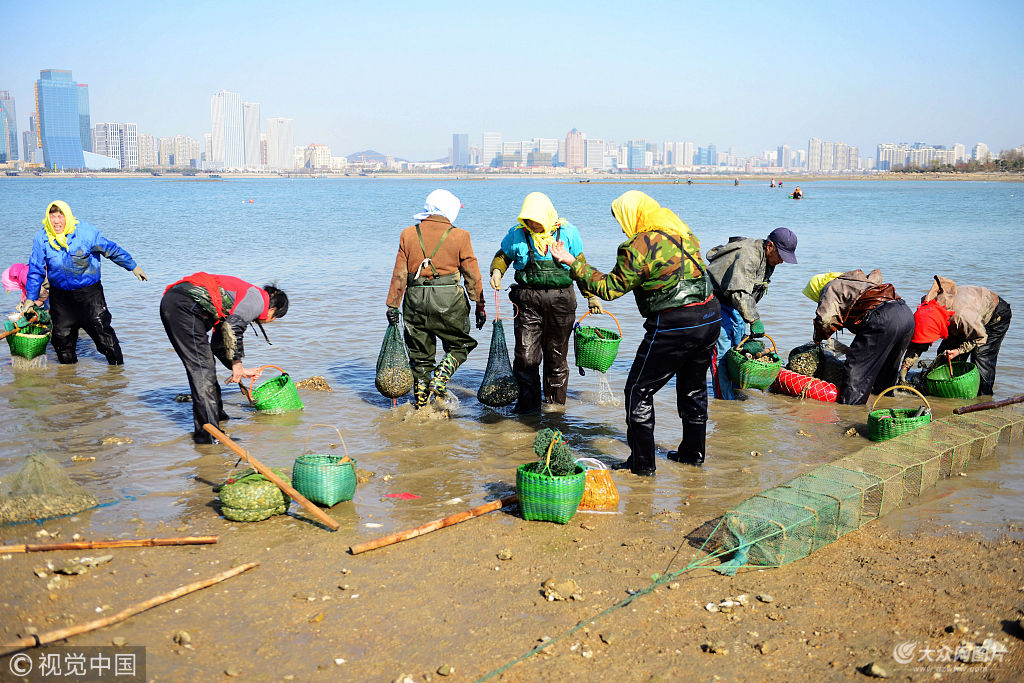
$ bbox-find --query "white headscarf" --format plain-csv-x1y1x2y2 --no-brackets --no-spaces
413,189,462,224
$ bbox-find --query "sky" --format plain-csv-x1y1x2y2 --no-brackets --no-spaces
3,0,1022,161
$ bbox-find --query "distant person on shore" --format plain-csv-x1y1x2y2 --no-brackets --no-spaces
805,270,914,404
734,178,739,186
705,228,798,400
489,192,597,414
770,178,775,188
901,276,1011,396
792,186,803,199
388,189,485,409
550,191,720,474
24,201,147,365
160,273,288,444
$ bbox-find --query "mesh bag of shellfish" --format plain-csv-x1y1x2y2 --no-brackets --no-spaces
477,320,519,408
0,453,100,524
375,321,414,398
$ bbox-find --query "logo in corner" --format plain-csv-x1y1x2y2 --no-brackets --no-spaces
893,641,917,664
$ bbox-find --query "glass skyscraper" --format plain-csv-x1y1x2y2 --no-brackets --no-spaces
0,91,17,162
35,70,85,169
78,84,91,153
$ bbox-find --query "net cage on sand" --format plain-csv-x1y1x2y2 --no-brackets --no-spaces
0,453,100,524
698,404,1024,575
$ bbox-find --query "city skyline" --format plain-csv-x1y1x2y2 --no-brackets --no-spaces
1,1,1021,162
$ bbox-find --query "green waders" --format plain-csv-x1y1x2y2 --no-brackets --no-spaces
402,225,479,406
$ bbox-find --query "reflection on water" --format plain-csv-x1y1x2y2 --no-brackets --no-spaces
1,178,1021,540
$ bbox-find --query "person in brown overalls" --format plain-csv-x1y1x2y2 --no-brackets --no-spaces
386,189,485,408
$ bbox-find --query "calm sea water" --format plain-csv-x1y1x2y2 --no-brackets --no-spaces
0,177,1021,539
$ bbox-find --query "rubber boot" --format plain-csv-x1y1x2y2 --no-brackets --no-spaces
667,422,707,466
413,379,430,409
430,353,461,397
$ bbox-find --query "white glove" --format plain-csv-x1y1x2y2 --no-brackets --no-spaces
489,269,502,291
587,296,604,315
132,266,149,281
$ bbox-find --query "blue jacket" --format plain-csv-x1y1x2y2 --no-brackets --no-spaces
26,221,137,299
499,221,584,271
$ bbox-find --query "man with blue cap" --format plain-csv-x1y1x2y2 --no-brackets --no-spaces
705,227,798,399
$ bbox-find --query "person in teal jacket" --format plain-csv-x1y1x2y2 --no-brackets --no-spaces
24,200,147,364
488,192,601,414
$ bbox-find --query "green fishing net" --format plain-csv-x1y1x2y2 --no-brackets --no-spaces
533,429,575,476
0,453,100,524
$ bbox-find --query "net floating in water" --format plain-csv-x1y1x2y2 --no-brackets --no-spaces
0,453,99,524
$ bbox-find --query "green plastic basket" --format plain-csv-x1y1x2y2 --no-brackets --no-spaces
7,324,50,359
726,334,783,390
291,425,357,506
573,311,622,373
249,365,304,413
925,360,980,399
516,462,586,524
867,385,932,441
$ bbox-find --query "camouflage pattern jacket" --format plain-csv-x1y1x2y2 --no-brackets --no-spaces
569,230,712,319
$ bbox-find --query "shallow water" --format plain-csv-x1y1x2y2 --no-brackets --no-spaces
0,177,1021,540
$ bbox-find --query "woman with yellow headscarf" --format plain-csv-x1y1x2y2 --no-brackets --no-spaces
489,192,598,414
551,191,721,475
24,200,148,365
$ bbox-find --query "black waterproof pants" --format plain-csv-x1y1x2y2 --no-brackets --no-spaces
509,286,577,413
160,289,226,444
839,300,915,405
938,297,1011,396
49,282,123,365
624,299,721,473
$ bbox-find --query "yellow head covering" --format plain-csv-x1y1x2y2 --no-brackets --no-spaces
517,192,564,254
42,200,78,251
610,190,693,240
803,272,842,302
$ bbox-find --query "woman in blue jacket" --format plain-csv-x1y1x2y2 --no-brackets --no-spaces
24,200,147,365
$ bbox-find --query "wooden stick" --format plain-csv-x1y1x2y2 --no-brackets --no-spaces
953,394,1024,415
1,562,258,650
203,424,340,531
0,536,219,554
349,494,518,555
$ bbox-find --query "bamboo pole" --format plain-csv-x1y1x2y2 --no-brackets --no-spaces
349,494,518,555
953,394,1024,415
0,536,219,554
1,562,258,651
202,424,340,531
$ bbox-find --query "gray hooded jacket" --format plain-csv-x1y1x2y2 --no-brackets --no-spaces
705,237,774,323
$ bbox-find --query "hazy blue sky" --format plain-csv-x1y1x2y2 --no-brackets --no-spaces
4,0,1022,160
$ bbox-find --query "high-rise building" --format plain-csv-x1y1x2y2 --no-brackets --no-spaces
564,129,585,170
157,137,174,166
451,133,470,167
807,138,822,171
35,69,86,169
627,139,647,171
210,90,244,168
266,117,294,170
260,133,268,166
173,135,196,168
481,132,502,167
972,143,990,163
93,123,139,169
305,143,331,170
243,102,261,168
777,144,792,169
203,133,213,162
536,138,559,160
0,91,18,162
78,84,91,152
138,134,157,168
585,138,605,170
953,143,967,163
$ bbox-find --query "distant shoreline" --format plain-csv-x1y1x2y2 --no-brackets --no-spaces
1,171,1020,182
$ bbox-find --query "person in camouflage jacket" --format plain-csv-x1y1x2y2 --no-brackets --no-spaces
551,191,721,475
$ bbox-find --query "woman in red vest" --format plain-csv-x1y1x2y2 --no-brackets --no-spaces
160,273,288,444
